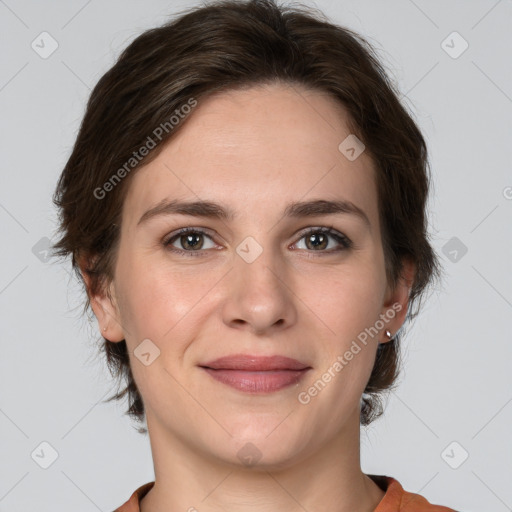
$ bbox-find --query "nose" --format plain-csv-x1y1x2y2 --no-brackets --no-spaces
221,243,298,336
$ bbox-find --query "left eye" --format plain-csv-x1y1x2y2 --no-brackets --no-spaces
293,227,352,252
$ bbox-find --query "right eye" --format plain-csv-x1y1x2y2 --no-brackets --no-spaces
162,227,218,257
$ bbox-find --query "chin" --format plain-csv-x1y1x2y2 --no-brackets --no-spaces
216,422,309,470
224,439,305,472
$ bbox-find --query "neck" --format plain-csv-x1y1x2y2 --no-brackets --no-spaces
140,410,385,512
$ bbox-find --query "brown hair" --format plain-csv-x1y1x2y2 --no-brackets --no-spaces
52,0,441,433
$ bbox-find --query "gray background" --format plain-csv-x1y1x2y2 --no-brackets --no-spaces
1,0,511,511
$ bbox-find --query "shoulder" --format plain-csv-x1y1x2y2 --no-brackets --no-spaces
113,481,155,512
370,475,458,512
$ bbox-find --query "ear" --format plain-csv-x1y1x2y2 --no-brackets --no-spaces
379,256,416,344
78,255,125,342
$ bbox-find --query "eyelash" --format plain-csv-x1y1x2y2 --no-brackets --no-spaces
162,226,353,258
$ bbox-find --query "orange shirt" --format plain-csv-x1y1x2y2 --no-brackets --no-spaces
113,475,457,511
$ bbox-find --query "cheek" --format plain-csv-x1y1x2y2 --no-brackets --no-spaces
300,262,385,335
112,256,199,402
115,248,181,325
114,249,222,354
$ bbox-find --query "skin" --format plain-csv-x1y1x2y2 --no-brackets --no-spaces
85,82,414,512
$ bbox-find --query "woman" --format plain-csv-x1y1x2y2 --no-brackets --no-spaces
52,0,457,510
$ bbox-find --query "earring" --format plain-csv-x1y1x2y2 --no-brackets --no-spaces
103,326,107,332
378,330,392,347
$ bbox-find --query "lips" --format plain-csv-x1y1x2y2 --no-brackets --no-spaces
200,354,310,371
199,355,311,393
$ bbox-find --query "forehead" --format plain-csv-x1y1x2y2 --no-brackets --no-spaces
122,83,379,228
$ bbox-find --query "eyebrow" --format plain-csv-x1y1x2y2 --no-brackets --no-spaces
137,198,371,231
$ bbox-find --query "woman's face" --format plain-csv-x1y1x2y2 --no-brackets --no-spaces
96,83,411,468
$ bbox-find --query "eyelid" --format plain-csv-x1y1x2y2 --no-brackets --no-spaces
162,227,219,253
290,225,352,251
